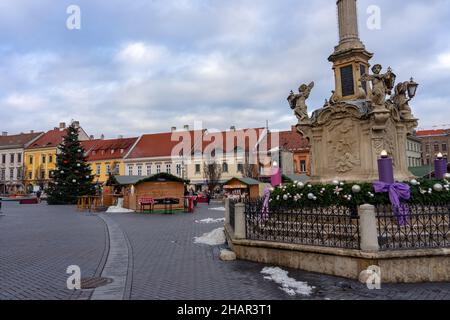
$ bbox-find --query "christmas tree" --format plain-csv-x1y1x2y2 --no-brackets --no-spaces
46,122,96,205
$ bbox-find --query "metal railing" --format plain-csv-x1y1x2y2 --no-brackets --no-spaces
244,199,360,249
376,204,450,250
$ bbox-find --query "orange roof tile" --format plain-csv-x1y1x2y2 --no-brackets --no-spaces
0,132,43,148
26,128,68,149
82,137,138,161
416,129,448,137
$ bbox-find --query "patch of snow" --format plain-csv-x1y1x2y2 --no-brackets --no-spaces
209,207,226,211
261,267,314,296
106,206,135,213
194,227,226,246
195,217,225,224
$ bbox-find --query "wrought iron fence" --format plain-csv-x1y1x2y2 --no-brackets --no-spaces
229,200,236,231
244,199,360,249
376,204,450,250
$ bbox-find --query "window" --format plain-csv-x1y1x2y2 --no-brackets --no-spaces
42,155,46,164
114,164,120,175
17,153,22,163
300,160,307,173
17,167,23,179
0,168,5,180
10,153,14,163
49,155,53,163
156,164,161,174
96,164,101,175
425,144,430,153
222,162,228,173
146,164,152,176
28,171,32,179
195,164,201,174
237,163,243,173
106,164,111,175
443,144,447,152
176,164,181,176
166,164,171,174
40,170,46,179
137,165,143,176
434,144,440,152
9,168,14,179
128,165,133,176
1,154,5,164
29,156,33,165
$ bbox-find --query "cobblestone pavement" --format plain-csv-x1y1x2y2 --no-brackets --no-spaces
0,201,107,300
1,201,449,300
107,202,450,300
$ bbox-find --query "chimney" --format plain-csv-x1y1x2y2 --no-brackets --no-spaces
184,125,189,131
118,135,123,139
100,134,105,140
171,126,177,132
30,130,34,133
230,126,236,131
89,135,94,140
59,122,66,130
2,132,7,136
72,121,80,128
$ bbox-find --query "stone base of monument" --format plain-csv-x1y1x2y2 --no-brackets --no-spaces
225,224,450,283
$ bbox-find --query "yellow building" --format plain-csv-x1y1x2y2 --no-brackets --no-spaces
24,122,89,191
82,137,138,185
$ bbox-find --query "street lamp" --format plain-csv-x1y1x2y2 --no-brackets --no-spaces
407,77,419,99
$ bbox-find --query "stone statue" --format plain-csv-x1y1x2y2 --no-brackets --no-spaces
288,81,315,124
329,90,340,105
361,64,396,109
392,81,414,119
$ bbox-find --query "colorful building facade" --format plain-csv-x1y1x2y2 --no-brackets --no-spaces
82,137,139,185
0,131,43,194
24,122,89,191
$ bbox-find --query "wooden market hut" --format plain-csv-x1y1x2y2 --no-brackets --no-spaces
115,173,188,212
223,177,262,200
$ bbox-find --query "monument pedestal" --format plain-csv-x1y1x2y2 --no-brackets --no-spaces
298,101,418,183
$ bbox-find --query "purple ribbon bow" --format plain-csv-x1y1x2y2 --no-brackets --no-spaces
261,187,271,219
373,181,411,226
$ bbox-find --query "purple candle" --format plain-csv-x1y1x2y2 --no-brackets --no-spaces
271,162,282,187
378,151,394,184
434,153,447,179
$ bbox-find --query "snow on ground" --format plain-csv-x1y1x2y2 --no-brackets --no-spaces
209,207,226,211
261,267,314,296
195,218,225,224
194,228,226,246
106,206,135,213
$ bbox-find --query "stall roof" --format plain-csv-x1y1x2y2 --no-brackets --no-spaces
114,173,189,186
224,177,261,186
115,176,150,185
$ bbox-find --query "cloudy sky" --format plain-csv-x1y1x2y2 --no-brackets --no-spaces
1,0,449,138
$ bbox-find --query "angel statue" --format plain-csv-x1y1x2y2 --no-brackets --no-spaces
288,81,314,124
392,81,414,119
361,64,396,110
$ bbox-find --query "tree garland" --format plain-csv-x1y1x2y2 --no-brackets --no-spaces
269,177,450,208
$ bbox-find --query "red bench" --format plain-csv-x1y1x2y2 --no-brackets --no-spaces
139,197,155,212
19,198,38,205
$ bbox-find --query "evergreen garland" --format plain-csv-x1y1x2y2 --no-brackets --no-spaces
269,178,450,208
46,123,96,205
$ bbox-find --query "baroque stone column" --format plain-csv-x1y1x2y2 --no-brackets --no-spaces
337,0,360,45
